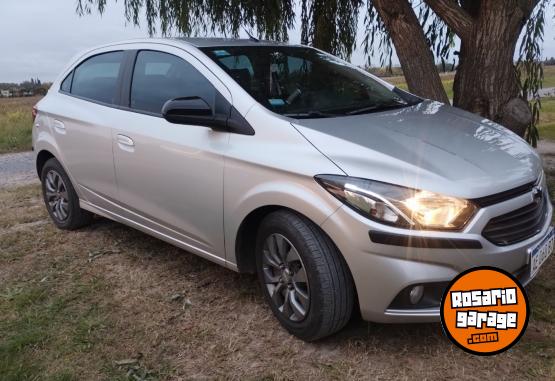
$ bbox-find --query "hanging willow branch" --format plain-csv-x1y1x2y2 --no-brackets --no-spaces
291,0,362,59
76,0,296,41
363,2,393,70
363,1,455,72
518,0,548,147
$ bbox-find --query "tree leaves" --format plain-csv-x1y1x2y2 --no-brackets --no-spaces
518,0,548,147
77,0,296,41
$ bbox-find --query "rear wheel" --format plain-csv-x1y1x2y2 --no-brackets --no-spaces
40,158,93,230
255,210,354,341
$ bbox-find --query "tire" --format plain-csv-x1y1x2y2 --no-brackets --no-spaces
255,210,354,341
40,158,93,230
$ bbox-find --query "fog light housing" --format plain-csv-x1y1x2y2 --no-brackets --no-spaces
409,285,425,305
388,282,449,310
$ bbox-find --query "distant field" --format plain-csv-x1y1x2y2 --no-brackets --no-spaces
539,97,555,140
544,65,555,88
0,96,41,154
381,65,555,101
385,72,455,99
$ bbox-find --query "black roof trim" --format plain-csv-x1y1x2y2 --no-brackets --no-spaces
174,37,297,48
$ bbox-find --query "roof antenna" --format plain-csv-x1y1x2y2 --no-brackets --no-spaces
243,28,259,42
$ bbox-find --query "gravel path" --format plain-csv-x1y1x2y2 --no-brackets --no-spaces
0,151,38,189
537,87,555,98
1,140,555,190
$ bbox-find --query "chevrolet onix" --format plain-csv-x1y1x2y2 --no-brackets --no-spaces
33,38,553,340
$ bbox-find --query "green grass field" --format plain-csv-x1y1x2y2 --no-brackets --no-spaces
0,97,40,154
543,65,555,88
538,97,555,140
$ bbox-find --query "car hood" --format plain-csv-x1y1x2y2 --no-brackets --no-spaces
292,101,542,199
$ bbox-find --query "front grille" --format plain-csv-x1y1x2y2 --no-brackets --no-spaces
482,189,548,246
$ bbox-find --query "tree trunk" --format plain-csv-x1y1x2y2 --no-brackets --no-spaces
451,0,536,136
373,0,449,103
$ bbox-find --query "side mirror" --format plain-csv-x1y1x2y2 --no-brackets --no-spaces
162,97,227,131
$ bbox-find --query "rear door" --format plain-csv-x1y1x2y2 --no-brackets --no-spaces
53,50,126,207
111,46,231,262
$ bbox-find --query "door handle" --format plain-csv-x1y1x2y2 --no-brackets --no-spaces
116,134,135,147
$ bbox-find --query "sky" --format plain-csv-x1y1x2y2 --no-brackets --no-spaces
1,0,554,83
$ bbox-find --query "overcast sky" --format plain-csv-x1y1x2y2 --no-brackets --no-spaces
1,0,554,83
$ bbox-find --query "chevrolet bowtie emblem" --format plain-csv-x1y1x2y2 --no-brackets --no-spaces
532,185,543,201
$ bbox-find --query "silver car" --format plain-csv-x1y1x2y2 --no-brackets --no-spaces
33,38,553,341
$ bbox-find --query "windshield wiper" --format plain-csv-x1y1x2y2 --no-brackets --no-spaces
284,110,337,119
345,102,411,116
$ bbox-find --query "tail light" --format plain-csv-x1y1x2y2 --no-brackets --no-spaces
32,106,38,122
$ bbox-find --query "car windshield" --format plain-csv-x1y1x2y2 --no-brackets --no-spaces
201,45,421,118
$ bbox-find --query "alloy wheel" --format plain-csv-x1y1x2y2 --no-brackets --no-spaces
262,233,310,322
44,170,70,222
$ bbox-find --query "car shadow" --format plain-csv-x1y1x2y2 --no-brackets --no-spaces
82,216,447,346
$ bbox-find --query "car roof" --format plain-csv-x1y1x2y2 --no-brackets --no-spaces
173,37,300,48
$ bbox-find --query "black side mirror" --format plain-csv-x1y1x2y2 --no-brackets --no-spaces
162,97,227,131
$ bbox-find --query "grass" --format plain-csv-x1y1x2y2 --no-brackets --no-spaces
0,96,40,154
538,97,555,141
543,66,555,88
1,183,554,380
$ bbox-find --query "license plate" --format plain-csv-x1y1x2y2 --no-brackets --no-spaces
529,227,555,280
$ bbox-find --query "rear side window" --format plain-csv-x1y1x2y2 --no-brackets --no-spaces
130,51,216,114
60,72,73,92
71,51,124,105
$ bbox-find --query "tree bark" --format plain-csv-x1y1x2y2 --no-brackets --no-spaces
372,0,449,103
426,0,539,136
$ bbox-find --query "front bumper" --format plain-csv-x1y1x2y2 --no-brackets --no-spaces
320,188,553,323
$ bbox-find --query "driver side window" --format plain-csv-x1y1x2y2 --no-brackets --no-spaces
130,50,216,115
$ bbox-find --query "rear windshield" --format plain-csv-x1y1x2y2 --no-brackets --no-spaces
201,46,420,118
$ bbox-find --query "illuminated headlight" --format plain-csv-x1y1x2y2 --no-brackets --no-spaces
315,175,477,230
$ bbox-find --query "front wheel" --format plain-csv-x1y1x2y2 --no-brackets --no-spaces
255,210,354,341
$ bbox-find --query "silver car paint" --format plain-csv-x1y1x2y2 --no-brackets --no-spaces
293,101,542,198
33,39,550,324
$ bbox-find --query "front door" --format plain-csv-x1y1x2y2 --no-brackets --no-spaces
112,48,231,261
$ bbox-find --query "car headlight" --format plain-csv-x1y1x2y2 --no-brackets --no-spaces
315,175,477,230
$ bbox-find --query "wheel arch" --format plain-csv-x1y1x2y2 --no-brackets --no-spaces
234,204,360,320
234,205,352,279
36,149,56,177
234,205,284,274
